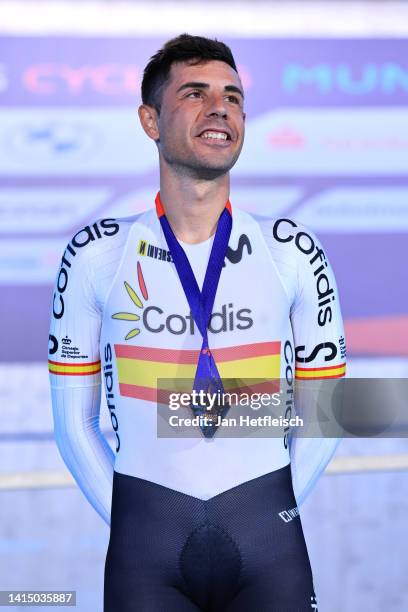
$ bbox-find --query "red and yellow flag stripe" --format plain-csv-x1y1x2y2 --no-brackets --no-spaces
48,359,101,376
115,341,281,401
295,362,346,380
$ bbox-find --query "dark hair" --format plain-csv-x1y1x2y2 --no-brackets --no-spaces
141,33,238,113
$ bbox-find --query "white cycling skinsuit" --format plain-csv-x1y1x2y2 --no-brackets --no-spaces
48,198,346,527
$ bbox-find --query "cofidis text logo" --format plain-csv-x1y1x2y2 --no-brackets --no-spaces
112,262,253,340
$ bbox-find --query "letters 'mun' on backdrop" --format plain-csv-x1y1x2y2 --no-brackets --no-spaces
0,37,407,362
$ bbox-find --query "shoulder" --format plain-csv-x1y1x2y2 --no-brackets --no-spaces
234,207,319,244
230,205,263,234
257,216,323,252
256,215,329,272
51,213,146,320
247,213,330,306
59,213,145,270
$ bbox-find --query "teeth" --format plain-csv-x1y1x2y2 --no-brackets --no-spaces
201,131,228,140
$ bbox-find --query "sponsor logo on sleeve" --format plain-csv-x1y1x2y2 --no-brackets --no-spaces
48,334,58,355
52,218,119,320
273,218,336,327
104,343,120,452
339,335,347,359
294,340,346,379
283,339,294,449
295,341,337,363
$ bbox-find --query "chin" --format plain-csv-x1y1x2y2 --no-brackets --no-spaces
193,165,232,180
193,155,238,177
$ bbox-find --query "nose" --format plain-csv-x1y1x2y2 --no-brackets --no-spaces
204,92,228,119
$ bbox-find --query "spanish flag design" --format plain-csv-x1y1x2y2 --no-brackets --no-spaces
295,362,346,380
115,341,281,402
48,359,101,376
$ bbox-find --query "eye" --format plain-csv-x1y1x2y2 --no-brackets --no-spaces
226,95,240,104
186,90,203,98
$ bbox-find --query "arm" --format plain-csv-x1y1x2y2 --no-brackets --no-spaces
285,220,347,506
48,234,114,526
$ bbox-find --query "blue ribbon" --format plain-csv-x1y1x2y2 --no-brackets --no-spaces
155,192,232,437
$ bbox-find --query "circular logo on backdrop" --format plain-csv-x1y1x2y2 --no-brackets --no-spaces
6,121,100,163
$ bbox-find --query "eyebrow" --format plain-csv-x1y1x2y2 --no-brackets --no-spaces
176,81,244,99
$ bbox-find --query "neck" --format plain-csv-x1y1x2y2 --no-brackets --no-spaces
158,161,230,244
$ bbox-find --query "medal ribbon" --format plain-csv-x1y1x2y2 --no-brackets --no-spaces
155,192,232,437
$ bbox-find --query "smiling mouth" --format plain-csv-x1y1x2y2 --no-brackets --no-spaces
197,130,232,146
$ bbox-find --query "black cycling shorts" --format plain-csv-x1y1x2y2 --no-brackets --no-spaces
104,463,318,611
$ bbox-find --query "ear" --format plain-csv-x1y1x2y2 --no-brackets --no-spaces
138,104,160,141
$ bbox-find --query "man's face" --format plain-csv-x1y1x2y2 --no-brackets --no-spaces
155,59,246,179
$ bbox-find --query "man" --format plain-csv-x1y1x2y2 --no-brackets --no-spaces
49,34,346,611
